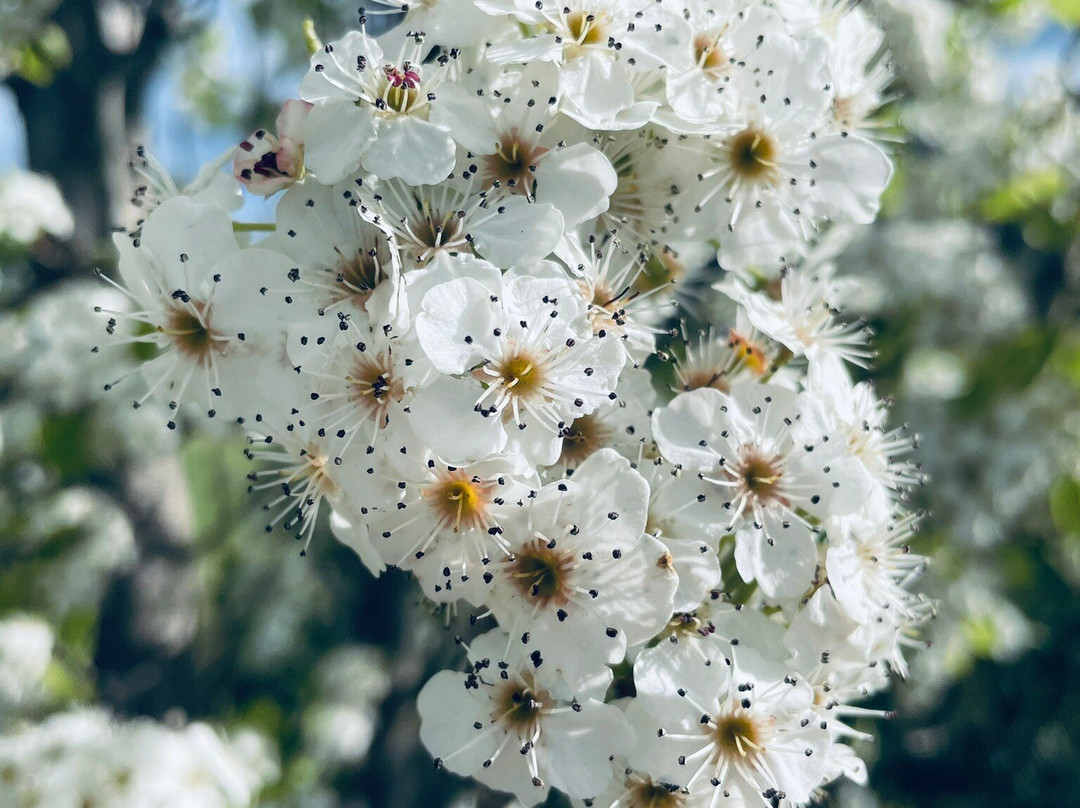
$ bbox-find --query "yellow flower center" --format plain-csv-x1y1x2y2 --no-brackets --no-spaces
728,128,778,183
426,476,489,533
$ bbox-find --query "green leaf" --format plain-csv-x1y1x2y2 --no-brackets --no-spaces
1051,478,1080,538
979,168,1065,223
12,23,71,87
1049,0,1080,24
1051,332,1080,387
953,327,1057,414
181,437,252,544
39,412,94,481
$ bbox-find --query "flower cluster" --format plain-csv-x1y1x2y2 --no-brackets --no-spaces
0,708,277,808
0,170,74,249
97,1,929,806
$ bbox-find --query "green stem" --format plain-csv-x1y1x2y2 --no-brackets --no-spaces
303,19,322,56
232,222,276,233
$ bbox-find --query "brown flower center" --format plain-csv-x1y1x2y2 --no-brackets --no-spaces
559,414,612,467
484,130,546,191
498,354,545,399
408,200,466,264
492,680,552,735
727,128,778,183
329,238,389,307
346,351,404,425
627,778,686,808
509,539,575,606
713,712,762,758
679,368,729,393
738,449,784,500
161,301,221,364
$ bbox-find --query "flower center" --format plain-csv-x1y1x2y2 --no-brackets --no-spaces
331,239,388,307
583,280,632,337
161,301,221,364
498,354,544,398
509,539,574,606
559,414,612,466
729,329,770,375
377,64,423,114
408,200,466,264
713,712,762,759
736,447,784,502
627,778,686,808
693,32,727,76
484,130,546,191
634,250,684,294
425,475,490,533
346,351,403,425
493,680,551,735
565,10,608,46
727,128,778,183
680,369,729,392
300,446,338,497
832,95,857,125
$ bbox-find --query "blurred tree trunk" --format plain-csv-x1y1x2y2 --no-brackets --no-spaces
8,0,178,278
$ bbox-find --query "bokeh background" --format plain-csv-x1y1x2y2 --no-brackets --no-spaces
2,1,1080,806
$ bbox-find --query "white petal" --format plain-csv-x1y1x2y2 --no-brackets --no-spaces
408,377,508,463
733,513,816,600
141,196,238,290
541,703,632,798
416,670,499,775
807,134,893,224
428,82,499,154
533,143,617,227
472,198,564,267
652,388,731,472
303,101,377,184
330,510,385,575
416,277,499,374
362,118,456,186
